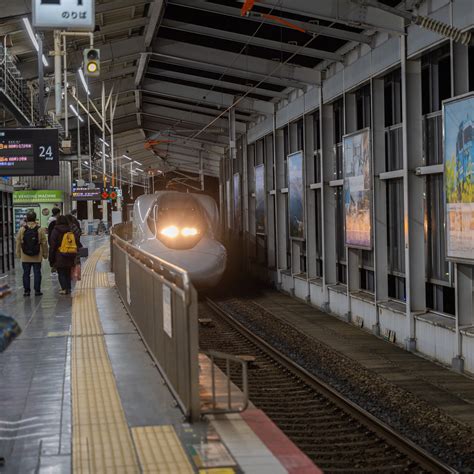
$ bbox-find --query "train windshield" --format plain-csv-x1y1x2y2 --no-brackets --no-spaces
147,193,207,249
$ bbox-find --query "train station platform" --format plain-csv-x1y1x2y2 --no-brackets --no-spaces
243,290,474,430
0,237,319,474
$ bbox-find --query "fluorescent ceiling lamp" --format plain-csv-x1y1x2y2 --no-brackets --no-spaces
122,155,132,161
99,138,110,147
133,160,140,165
84,161,89,165
69,104,84,122
22,18,49,67
136,168,144,172
78,68,90,95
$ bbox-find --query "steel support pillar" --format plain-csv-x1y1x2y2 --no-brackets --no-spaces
401,34,425,351
275,129,287,272
371,77,388,336
305,114,317,279
321,101,337,308
451,39,472,372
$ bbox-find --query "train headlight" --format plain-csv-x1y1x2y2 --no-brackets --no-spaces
181,227,198,237
160,225,179,238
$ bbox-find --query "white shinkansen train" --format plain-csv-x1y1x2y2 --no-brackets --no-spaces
132,191,227,289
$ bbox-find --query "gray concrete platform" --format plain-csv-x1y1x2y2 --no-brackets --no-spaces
250,290,474,429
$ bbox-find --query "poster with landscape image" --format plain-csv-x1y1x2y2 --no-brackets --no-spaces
255,164,265,234
288,151,305,239
343,129,373,249
443,93,474,263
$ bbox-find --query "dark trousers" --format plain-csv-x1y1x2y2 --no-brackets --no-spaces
57,268,72,291
22,262,42,293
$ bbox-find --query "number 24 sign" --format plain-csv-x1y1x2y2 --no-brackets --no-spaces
33,0,95,31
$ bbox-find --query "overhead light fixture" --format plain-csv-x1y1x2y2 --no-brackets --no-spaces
136,168,144,172
133,160,140,165
78,68,90,95
122,155,132,161
69,104,84,122
22,18,49,67
99,138,110,147
84,161,89,165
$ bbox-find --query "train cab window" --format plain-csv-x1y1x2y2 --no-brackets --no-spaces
147,194,206,249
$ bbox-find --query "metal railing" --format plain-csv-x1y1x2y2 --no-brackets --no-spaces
111,223,200,420
201,350,249,415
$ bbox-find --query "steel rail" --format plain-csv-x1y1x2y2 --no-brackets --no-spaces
206,297,456,474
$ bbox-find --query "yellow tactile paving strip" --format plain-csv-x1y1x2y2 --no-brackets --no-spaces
72,246,140,473
72,246,195,474
132,426,194,474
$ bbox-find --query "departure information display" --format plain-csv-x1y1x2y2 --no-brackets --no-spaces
72,183,102,201
0,128,59,176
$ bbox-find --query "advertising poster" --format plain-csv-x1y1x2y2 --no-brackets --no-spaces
444,94,474,263
233,173,241,231
343,129,372,249
288,151,305,239
255,164,265,234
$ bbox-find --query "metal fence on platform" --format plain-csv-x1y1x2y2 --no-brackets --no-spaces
110,223,200,421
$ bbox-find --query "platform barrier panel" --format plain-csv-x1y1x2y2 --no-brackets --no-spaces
111,224,200,421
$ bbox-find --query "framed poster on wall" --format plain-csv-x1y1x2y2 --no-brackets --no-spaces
343,128,373,249
443,93,474,263
255,164,265,234
233,173,241,232
288,151,305,240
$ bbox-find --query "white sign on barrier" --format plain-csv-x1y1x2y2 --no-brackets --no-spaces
33,0,95,31
163,285,172,338
125,254,131,305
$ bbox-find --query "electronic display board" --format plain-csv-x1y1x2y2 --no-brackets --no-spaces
72,183,102,201
0,128,60,176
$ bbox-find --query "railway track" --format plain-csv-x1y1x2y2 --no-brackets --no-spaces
199,298,456,473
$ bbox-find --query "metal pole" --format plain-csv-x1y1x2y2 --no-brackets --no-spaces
54,30,62,117
77,113,82,180
101,82,107,222
37,35,44,123
63,35,68,137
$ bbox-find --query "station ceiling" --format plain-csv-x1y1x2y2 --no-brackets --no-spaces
0,0,415,178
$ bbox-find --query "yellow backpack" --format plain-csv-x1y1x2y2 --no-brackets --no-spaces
58,232,77,255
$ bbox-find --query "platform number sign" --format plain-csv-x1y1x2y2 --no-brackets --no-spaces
0,128,59,177
33,0,95,31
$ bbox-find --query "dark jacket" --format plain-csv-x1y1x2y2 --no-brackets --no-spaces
47,218,57,245
49,224,78,269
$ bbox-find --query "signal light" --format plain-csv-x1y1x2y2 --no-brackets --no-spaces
83,48,100,77
109,191,117,200
101,191,109,200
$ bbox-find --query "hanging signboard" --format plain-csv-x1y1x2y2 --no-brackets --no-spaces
343,128,373,250
33,0,95,31
72,183,102,201
443,93,474,263
0,129,59,176
255,164,265,234
288,151,305,240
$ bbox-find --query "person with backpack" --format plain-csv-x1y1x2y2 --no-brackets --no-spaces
15,211,48,297
49,215,78,295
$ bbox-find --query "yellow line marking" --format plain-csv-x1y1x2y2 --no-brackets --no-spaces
72,247,140,473
132,425,194,474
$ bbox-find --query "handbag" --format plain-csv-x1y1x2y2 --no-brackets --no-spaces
71,264,82,282
78,247,89,258
0,315,22,353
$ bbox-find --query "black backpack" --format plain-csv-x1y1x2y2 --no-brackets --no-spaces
22,225,40,256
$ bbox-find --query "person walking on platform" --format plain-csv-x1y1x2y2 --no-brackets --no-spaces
49,216,78,295
15,211,48,297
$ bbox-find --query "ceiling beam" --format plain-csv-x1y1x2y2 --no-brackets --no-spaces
144,0,165,47
161,19,344,62
153,38,319,85
168,0,372,45
96,0,152,14
146,67,286,99
141,103,246,134
142,96,253,122
141,79,274,115
149,52,307,89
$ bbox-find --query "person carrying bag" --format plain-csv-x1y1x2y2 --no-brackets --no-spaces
49,216,78,295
